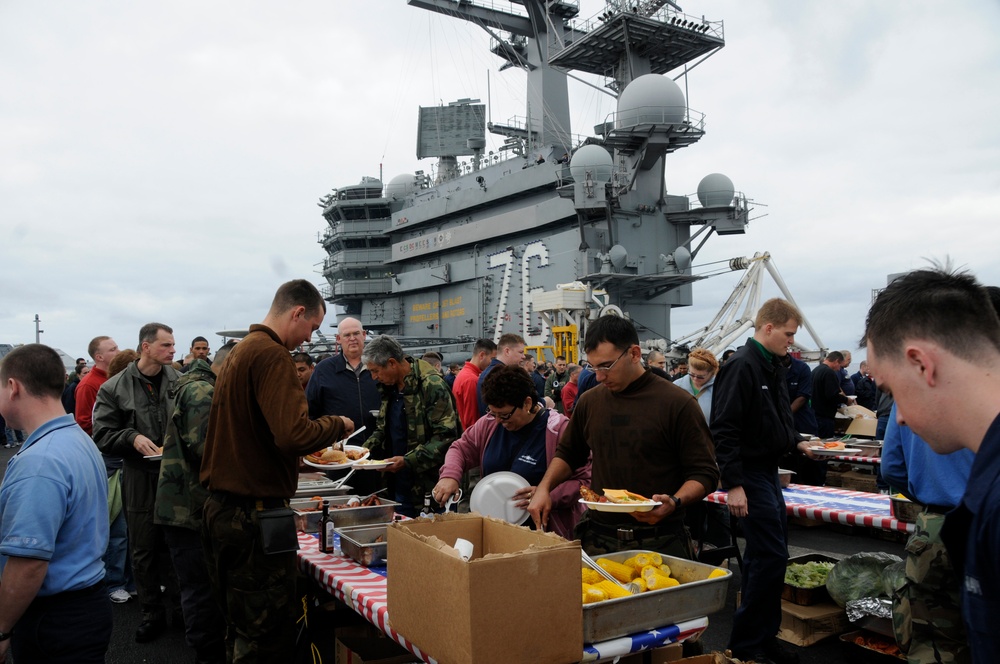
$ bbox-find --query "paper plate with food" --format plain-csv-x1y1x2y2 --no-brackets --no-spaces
304,444,370,469
806,441,862,456
578,485,661,512
353,458,394,470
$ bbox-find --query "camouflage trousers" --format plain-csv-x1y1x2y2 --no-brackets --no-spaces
891,511,970,664
202,494,298,664
576,514,695,560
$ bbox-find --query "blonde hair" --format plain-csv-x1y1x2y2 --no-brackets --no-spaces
688,348,719,375
754,298,802,329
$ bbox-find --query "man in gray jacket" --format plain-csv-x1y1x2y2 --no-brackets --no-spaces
93,322,179,644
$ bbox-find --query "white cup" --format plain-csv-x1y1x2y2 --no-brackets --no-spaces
454,537,474,562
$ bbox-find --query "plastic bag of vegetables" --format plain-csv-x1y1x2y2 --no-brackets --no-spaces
826,551,903,607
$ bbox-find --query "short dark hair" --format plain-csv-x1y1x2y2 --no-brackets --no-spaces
292,352,314,367
191,336,208,347
862,268,1000,361
583,315,639,354
825,350,845,363
473,338,497,355
212,341,237,370
497,333,525,349
75,357,87,365
139,323,172,346
0,344,66,399
271,279,326,317
482,364,536,408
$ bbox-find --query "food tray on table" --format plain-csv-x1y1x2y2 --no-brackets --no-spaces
336,524,388,567
582,549,730,643
782,553,838,605
291,496,398,533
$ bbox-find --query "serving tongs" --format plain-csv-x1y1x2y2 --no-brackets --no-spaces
331,425,366,452
582,550,642,595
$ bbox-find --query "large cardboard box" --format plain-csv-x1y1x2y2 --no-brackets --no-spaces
386,513,582,664
777,599,848,646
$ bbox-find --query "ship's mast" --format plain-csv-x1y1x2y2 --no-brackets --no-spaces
407,0,576,154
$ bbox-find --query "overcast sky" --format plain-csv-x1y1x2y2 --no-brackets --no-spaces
3,1,999,367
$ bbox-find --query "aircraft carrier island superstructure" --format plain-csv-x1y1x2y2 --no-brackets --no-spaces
317,0,755,357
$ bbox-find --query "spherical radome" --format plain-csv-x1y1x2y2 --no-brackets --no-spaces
697,173,735,207
570,145,614,183
386,174,418,198
616,74,686,128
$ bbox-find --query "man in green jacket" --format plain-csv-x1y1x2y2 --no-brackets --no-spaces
93,322,179,643
363,335,460,517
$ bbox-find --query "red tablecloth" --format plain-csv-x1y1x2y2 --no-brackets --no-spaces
706,483,914,534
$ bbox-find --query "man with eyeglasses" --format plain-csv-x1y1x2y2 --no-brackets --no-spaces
528,316,719,559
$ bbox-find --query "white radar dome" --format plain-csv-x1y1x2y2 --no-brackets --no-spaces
386,174,418,199
616,74,686,128
570,145,614,183
697,173,735,207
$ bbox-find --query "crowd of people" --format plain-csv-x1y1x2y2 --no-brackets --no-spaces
1,268,997,664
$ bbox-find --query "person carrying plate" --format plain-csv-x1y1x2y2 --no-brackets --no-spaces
434,365,591,539
528,315,720,559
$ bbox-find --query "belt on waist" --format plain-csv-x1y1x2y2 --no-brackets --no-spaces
31,581,105,606
588,519,683,542
209,491,289,510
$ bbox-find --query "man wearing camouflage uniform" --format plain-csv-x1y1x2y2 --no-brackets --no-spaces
362,335,460,517
155,346,233,664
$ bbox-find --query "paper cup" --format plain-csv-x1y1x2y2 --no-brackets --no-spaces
454,537,474,562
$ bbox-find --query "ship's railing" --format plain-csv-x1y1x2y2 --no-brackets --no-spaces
324,247,392,269
569,3,723,41
599,105,706,132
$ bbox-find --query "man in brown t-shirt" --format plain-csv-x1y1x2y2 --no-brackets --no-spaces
528,315,719,558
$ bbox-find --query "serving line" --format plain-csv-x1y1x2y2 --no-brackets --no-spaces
296,531,708,663
705,483,915,534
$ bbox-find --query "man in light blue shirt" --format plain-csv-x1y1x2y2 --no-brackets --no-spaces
0,344,111,663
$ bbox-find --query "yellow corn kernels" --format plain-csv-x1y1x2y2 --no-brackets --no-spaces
581,568,602,585
596,558,637,583
582,584,607,604
593,580,631,599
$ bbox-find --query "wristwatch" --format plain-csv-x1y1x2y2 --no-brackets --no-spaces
0,629,11,642
669,495,682,508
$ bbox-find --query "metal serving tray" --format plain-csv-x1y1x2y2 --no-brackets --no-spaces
582,549,731,643
336,524,388,567
292,496,398,533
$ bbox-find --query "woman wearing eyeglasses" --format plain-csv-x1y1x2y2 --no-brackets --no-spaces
673,348,720,423
433,364,591,539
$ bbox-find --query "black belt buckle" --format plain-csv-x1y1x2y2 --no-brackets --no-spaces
617,527,635,543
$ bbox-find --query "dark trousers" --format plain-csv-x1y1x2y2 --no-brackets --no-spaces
576,514,695,560
202,494,298,664
12,582,112,663
729,467,788,655
123,465,178,622
163,524,227,662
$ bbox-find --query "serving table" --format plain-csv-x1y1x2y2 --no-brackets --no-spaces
296,532,709,663
705,483,914,534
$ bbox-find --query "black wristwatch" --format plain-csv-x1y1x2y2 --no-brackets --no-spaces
0,629,11,642
669,495,682,508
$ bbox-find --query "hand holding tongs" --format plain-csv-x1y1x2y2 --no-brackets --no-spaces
332,425,366,452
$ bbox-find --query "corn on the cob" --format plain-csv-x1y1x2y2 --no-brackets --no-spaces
622,553,655,573
595,558,637,583
582,584,607,604
707,568,728,579
593,579,631,599
640,564,669,582
581,568,602,585
644,573,680,590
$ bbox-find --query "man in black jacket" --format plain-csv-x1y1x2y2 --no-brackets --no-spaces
710,298,816,664
811,351,850,438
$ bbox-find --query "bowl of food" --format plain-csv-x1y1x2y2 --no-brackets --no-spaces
778,468,796,488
